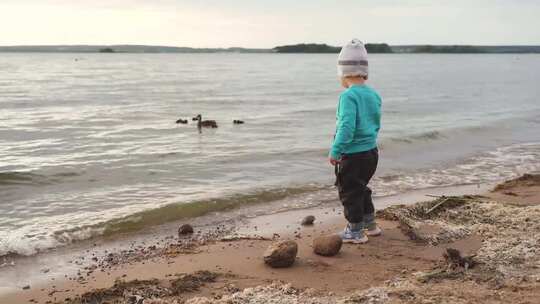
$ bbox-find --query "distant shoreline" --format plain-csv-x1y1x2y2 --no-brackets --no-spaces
1,44,540,54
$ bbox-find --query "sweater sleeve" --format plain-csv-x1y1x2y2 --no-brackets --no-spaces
330,93,357,159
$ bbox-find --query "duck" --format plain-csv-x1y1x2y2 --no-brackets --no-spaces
175,118,188,124
233,120,245,124
195,114,218,128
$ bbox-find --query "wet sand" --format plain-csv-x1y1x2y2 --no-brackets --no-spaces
2,175,540,303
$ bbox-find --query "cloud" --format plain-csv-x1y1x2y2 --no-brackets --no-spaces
0,0,538,46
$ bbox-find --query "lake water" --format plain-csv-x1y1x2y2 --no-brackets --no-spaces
1,53,539,257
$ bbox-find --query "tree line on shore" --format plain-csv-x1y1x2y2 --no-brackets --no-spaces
273,43,393,53
272,43,540,54
1,44,539,54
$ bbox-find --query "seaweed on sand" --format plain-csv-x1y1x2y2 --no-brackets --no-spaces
377,196,479,244
70,279,163,304
170,270,219,294
379,195,484,220
64,271,222,304
380,194,540,282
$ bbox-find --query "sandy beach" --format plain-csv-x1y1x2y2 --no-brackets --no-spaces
1,173,539,304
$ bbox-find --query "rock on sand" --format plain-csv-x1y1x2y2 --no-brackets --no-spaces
301,215,316,226
178,224,194,236
263,240,298,268
313,234,342,256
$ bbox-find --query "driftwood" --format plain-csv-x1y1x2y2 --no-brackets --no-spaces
424,195,481,215
425,197,452,215
219,235,271,242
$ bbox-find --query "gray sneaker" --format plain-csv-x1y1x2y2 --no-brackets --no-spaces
339,224,369,244
363,213,382,237
366,225,382,236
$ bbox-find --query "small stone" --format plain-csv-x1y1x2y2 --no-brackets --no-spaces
301,215,316,226
178,224,194,236
263,240,298,268
313,234,342,257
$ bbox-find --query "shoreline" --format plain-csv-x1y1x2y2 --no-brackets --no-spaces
4,138,539,259
0,181,498,302
0,180,492,260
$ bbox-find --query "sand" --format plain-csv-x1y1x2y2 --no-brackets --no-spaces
1,174,539,304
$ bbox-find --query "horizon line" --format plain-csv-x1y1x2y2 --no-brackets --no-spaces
1,43,540,48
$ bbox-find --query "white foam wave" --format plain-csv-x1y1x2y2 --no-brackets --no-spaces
372,142,540,196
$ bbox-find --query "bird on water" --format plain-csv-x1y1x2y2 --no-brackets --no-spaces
195,114,218,128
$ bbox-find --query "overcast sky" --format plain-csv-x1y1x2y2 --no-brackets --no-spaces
1,0,539,47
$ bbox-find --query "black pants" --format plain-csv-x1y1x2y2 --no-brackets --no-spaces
335,148,378,224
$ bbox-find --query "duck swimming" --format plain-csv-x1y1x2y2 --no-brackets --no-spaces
175,118,188,124
233,120,245,124
195,114,218,128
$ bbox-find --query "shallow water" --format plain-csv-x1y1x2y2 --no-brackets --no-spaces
1,53,539,256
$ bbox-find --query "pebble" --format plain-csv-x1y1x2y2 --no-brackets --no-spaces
178,224,194,236
301,215,316,226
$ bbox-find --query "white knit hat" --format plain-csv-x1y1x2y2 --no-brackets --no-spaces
337,39,369,77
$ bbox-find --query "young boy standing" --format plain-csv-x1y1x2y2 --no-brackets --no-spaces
330,39,382,244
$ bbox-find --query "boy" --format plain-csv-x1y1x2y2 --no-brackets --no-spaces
329,39,382,244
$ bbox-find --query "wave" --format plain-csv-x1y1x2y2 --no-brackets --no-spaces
100,185,324,235
0,171,81,186
386,130,445,144
0,184,326,257
0,172,51,186
381,123,507,148
382,110,540,149
373,142,540,196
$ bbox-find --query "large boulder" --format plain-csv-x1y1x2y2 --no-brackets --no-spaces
313,234,342,257
263,240,298,268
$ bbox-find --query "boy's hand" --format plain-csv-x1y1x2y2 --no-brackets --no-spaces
329,156,340,166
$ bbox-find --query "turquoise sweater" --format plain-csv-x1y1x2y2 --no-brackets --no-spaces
330,84,382,159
